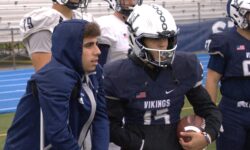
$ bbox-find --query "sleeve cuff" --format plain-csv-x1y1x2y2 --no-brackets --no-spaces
139,139,145,150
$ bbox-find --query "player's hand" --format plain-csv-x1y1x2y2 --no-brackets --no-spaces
179,132,208,150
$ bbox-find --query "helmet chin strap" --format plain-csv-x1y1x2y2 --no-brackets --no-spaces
142,47,175,68
65,1,80,10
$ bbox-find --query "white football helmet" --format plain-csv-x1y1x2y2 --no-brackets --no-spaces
52,0,89,9
127,4,178,67
104,0,143,16
227,0,250,29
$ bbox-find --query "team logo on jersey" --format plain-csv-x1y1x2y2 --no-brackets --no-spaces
136,91,146,99
165,89,174,94
236,44,246,51
144,99,170,109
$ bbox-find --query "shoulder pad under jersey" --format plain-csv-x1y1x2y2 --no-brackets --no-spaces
19,7,72,40
205,32,228,57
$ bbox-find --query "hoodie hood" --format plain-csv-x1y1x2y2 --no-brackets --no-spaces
51,19,89,75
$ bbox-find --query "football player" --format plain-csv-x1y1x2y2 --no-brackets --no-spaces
96,0,143,66
20,0,93,71
205,0,250,149
104,4,222,150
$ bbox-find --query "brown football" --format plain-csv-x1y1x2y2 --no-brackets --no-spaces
177,114,205,142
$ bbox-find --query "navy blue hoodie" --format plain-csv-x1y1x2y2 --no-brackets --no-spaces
4,19,109,150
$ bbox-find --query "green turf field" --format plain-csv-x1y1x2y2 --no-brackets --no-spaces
0,113,15,150
0,99,219,150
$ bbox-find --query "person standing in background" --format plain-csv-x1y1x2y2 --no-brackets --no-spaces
4,19,109,150
205,0,250,149
96,0,143,66
20,0,93,71
97,1,143,149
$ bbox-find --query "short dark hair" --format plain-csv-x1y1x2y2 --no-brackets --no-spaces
84,22,101,38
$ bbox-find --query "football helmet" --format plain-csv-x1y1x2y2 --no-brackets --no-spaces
52,0,89,9
104,0,143,16
227,0,250,29
127,4,178,67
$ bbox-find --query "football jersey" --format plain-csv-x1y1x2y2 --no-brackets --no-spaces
96,15,130,63
103,52,203,125
206,27,250,100
19,7,93,55
20,7,93,40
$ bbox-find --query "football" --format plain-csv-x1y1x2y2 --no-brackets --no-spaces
177,114,205,142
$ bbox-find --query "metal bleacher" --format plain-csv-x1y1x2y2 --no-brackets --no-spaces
0,0,227,44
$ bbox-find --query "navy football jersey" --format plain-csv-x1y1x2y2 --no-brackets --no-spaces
206,27,250,100
104,52,203,125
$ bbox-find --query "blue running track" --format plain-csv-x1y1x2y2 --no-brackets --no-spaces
0,68,34,114
0,54,209,114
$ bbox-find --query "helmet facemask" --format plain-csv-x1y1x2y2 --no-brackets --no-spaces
134,32,177,67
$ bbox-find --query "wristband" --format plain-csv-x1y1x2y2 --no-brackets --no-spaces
139,139,145,150
202,132,212,144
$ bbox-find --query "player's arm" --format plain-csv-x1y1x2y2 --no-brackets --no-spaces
103,64,144,149
182,85,222,149
205,54,224,103
186,85,222,142
205,33,226,103
31,53,51,71
106,97,144,150
26,30,52,71
205,68,222,103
